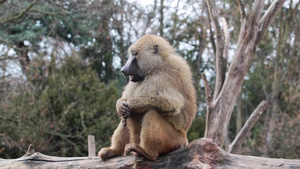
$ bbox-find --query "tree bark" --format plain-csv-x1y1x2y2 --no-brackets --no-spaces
205,0,227,100
1,139,299,169
159,0,164,37
204,0,286,147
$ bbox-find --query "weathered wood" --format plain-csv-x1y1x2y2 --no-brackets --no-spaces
88,135,96,158
1,139,299,169
204,0,286,147
23,144,35,157
237,0,246,19
205,0,227,101
201,73,212,104
220,17,230,60
257,0,287,43
228,101,269,153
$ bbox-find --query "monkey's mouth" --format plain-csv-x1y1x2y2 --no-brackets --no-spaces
129,75,133,81
126,74,144,82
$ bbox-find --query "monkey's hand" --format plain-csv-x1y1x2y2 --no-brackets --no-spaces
116,98,131,127
121,102,130,127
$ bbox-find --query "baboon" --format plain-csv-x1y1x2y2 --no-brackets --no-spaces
98,35,197,161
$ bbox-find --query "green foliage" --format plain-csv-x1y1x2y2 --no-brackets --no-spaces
0,0,126,82
0,1,91,45
0,56,120,158
188,114,205,141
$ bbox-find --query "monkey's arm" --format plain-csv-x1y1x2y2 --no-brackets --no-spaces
127,88,184,115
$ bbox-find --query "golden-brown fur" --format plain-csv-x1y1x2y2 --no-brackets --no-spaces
98,35,197,161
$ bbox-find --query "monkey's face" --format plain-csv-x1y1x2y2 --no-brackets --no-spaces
121,53,145,82
122,35,174,82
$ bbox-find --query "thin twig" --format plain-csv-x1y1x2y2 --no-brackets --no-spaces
257,0,286,43
0,0,7,5
228,100,269,154
0,0,37,24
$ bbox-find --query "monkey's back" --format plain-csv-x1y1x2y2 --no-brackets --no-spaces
163,53,197,133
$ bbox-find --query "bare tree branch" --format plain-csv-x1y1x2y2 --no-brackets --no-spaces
2,139,300,168
201,73,212,105
257,0,286,43
142,0,157,35
228,101,269,154
205,0,227,101
0,56,17,61
0,0,37,24
206,0,265,146
220,17,230,60
0,39,19,51
0,0,7,5
204,0,286,147
159,0,164,36
237,0,246,19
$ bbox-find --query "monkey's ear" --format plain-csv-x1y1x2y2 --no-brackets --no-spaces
153,44,159,55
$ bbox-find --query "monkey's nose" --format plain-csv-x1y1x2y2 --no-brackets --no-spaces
121,66,128,76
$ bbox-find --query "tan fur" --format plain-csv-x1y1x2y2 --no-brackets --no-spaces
98,35,197,161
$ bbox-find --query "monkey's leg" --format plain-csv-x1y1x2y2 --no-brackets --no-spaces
98,121,130,161
125,110,188,161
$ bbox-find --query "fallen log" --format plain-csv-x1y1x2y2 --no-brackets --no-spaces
1,138,299,169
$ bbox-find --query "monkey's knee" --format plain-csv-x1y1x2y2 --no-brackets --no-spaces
140,110,187,154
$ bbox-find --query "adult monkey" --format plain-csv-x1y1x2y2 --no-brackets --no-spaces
98,35,197,161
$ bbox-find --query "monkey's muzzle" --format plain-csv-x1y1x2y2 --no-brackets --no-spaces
121,54,144,82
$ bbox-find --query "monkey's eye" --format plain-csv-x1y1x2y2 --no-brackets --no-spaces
131,52,138,56
130,48,138,56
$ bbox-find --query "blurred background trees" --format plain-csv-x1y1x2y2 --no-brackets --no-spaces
0,0,299,159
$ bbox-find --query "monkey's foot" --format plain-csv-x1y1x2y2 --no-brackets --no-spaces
135,155,145,163
125,143,157,161
98,148,119,161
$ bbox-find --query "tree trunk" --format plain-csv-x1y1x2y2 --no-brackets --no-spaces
159,0,164,37
204,0,286,148
1,139,299,169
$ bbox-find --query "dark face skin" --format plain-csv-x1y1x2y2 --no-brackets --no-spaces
121,54,145,82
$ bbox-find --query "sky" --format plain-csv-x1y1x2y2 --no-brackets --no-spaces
127,0,153,6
